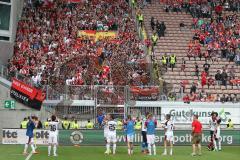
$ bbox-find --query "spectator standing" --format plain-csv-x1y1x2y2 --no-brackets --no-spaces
195,63,199,79
215,70,222,85
150,17,155,31
203,61,210,75
221,69,228,88
181,58,186,73
157,22,166,37
190,82,197,94
201,71,207,88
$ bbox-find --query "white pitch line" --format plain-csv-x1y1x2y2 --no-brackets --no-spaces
25,147,37,160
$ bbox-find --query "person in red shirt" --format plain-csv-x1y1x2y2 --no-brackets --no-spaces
191,114,202,156
201,71,207,87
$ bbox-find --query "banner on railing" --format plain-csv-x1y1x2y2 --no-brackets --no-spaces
10,78,45,110
2,129,240,146
77,30,117,41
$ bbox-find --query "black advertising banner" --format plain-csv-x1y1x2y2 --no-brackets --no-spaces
10,78,45,110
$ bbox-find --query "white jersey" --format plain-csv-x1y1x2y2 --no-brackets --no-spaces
107,120,117,136
209,118,217,131
48,121,59,136
163,120,174,134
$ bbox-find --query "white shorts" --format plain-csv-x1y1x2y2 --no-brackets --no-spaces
127,135,134,142
215,130,221,139
104,131,108,138
26,136,34,144
107,134,117,143
165,132,174,142
147,134,155,144
48,134,58,144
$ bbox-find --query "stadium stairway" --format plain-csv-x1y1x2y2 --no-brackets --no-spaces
142,3,240,97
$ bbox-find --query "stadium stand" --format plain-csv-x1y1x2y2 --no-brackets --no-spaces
143,0,240,102
8,0,150,91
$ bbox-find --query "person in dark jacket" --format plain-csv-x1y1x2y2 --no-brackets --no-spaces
215,70,222,85
221,70,228,88
157,22,166,37
150,17,155,31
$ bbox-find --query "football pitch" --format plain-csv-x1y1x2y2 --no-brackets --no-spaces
0,145,239,160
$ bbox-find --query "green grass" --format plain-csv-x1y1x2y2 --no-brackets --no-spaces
0,145,239,160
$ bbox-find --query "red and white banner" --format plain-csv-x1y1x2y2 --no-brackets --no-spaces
11,78,38,100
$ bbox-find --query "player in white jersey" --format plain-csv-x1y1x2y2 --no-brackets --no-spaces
141,114,148,153
106,114,117,155
208,112,217,151
103,114,110,154
162,114,174,156
48,115,59,157
213,117,222,151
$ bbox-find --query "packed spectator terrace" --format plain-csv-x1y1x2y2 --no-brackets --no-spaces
6,0,240,103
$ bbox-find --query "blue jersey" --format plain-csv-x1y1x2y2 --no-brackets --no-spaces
26,120,35,138
97,115,105,125
145,119,157,135
126,120,135,135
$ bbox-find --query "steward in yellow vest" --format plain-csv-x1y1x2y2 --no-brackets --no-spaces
44,119,49,129
70,120,80,130
62,117,70,130
137,12,144,28
170,54,176,71
162,55,167,65
227,119,234,129
20,118,28,129
116,119,123,130
151,33,158,46
131,0,136,8
86,120,94,129
170,54,176,64
135,118,142,130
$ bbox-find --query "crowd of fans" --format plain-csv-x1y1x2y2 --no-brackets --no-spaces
6,0,240,103
158,0,240,103
8,0,150,93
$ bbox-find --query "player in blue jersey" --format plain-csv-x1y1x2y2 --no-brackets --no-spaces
23,116,38,155
124,115,135,155
145,113,157,155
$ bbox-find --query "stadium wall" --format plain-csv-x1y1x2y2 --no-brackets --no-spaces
0,0,24,65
